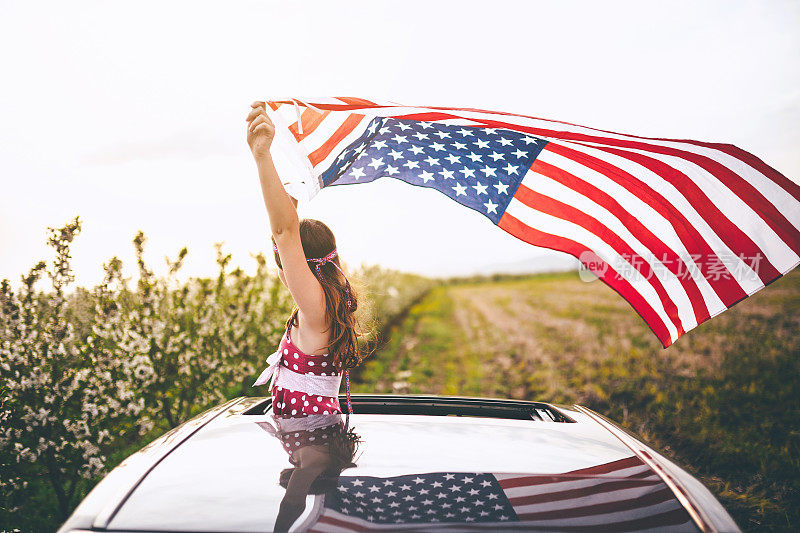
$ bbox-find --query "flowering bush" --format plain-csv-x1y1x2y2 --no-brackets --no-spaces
0,217,435,531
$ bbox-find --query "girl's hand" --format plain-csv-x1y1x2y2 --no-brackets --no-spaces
246,101,275,161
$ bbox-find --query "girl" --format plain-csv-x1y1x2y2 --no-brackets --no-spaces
246,101,370,416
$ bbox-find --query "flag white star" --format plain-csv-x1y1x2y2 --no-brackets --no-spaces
409,145,425,155
379,126,391,135
369,485,381,492
493,181,509,195
419,170,435,183
385,165,399,175
521,136,538,145
457,128,474,136
373,139,388,149
445,154,461,165
388,149,404,161
424,155,440,166
368,157,384,170
473,182,488,195
396,122,412,131
412,132,429,141
452,182,467,196
352,479,364,486
466,152,483,162
392,134,408,144
433,130,452,139
440,168,455,180
474,139,490,149
512,148,527,158
503,163,520,175
489,151,505,161
413,476,425,484
452,141,468,150
430,142,446,152
419,122,435,129
497,137,513,146
403,160,420,170
479,165,497,177
367,122,379,134
459,167,476,179
350,167,366,179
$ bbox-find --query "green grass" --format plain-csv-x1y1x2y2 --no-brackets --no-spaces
354,269,800,532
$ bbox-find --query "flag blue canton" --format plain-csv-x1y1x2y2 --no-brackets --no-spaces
326,472,518,525
320,118,547,225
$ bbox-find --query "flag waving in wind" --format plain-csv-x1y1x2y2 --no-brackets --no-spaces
263,97,800,348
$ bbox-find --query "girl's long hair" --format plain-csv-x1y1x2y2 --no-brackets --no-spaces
278,424,362,493
272,219,375,372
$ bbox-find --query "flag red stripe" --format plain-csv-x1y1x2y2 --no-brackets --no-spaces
290,108,331,142
513,180,686,336
458,114,800,263
545,143,751,304
316,514,368,531
498,211,672,346
391,109,796,279
517,486,675,521
508,478,663,506
308,114,365,166
572,142,783,284
532,157,711,324
695,141,800,200
335,96,380,106
567,456,645,476
499,457,647,489
520,507,694,532
313,505,694,532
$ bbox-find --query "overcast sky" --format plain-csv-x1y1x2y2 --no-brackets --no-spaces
1,0,798,290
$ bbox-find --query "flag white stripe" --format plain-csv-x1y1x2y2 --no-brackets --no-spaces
493,462,653,483
298,112,351,156
578,141,800,271
561,141,765,294
535,147,726,315
516,498,685,528
526,170,698,331
498,471,658,499
312,116,375,176
512,483,680,514
505,188,679,342
638,138,800,230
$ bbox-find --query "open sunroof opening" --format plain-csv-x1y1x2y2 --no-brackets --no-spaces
242,395,574,422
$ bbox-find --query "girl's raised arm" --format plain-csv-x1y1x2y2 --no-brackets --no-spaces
246,101,327,330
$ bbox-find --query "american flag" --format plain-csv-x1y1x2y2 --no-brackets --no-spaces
304,456,698,532
263,97,800,347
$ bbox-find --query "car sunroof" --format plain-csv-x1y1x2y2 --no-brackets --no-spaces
242,394,574,422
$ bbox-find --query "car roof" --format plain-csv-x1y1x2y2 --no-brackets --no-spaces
90,396,701,532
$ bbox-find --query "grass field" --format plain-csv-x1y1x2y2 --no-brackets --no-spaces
353,268,800,531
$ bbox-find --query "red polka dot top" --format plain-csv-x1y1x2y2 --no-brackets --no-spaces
271,319,342,417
